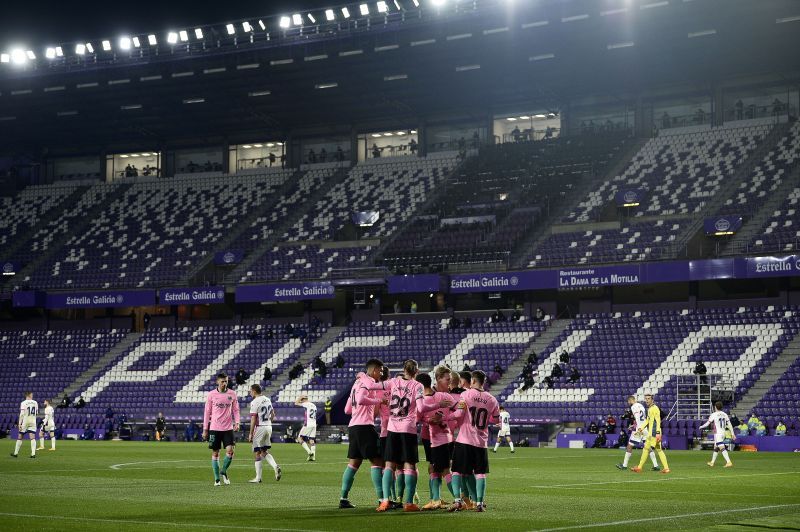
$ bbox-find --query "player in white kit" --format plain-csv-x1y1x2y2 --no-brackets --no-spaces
492,406,515,453
295,395,317,461
12,391,38,458
699,401,736,468
617,396,659,471
37,399,56,451
247,384,282,482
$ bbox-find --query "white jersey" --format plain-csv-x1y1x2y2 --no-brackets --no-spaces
42,405,55,430
249,395,274,428
19,399,38,433
301,402,317,428
701,411,732,442
630,403,647,432
498,411,511,435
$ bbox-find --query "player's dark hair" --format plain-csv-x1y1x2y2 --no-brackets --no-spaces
714,401,723,410
416,373,432,388
380,365,389,381
471,370,486,386
251,384,262,394
217,372,228,380
459,371,472,382
403,359,419,377
366,358,384,372
499,405,505,411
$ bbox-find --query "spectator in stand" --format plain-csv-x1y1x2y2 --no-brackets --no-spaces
493,364,503,376
288,363,304,380
280,153,286,168
449,316,460,330
409,138,417,154
511,126,521,142
588,421,599,434
104,418,114,440
335,354,345,369
337,146,345,161
155,412,166,441
410,300,418,313
527,351,537,365
661,112,671,129
372,144,381,158
143,312,151,329
185,420,200,442
263,366,272,382
80,425,95,441
569,367,580,383
617,428,628,448
755,422,767,437
58,394,71,409
235,367,250,387
591,430,607,448
268,152,276,166
775,421,787,436
463,317,473,329
735,99,744,120
533,307,545,322
284,323,295,337
560,351,570,364
284,425,295,443
551,364,564,380
462,363,472,373
736,421,749,437
747,412,761,431
393,300,400,314
543,376,554,389
265,328,274,340
310,315,321,333
74,396,86,409
105,407,114,420
511,306,523,322
308,148,317,164
693,360,708,384
606,414,617,434
472,130,480,148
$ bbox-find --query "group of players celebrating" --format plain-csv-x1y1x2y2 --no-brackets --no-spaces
339,358,499,512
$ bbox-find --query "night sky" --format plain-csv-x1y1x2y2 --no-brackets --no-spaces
1,0,344,50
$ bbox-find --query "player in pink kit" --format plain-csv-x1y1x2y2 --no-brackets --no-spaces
375,365,399,506
338,359,388,509
377,359,424,512
448,370,500,512
202,373,241,486
419,368,456,510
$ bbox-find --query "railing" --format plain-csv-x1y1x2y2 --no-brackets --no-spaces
718,239,800,257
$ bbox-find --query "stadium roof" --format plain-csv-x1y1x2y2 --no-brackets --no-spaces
1,0,799,155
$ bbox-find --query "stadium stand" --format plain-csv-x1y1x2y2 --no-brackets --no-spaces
753,357,800,432
238,244,373,282
0,183,84,251
750,186,800,253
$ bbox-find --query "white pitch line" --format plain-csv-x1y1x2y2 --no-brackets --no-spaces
0,512,327,532
531,470,800,488
532,503,800,531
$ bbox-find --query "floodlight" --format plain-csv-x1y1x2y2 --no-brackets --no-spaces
292,14,303,25
394,0,401,9
86,42,94,53
179,30,189,41
11,49,26,64
325,9,335,20
167,32,178,44
226,23,235,35
0,54,8,63
307,13,316,23
45,47,56,59
242,145,252,149
148,34,157,45
279,16,291,28
377,1,388,13
342,7,351,18
132,37,140,47
360,4,370,15
253,144,263,148
412,0,420,6
519,116,530,119
26,50,36,60
242,21,253,32
119,37,131,50
258,20,266,30
102,40,111,51
396,131,406,135
195,28,204,39
506,117,517,121
372,133,382,138
55,46,63,57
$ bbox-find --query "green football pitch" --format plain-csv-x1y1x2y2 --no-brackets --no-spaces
1,441,799,531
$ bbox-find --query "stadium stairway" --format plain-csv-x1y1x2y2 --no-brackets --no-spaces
261,326,346,401
184,169,305,285
491,318,570,395
720,163,800,257
7,183,135,291
509,137,648,269
733,331,800,419
225,167,352,285
57,331,144,400
671,121,794,257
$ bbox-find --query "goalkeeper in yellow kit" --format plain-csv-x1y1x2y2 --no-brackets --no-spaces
630,394,670,474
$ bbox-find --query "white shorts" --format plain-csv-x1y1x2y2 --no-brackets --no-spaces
41,423,56,433
252,426,272,451
19,420,37,434
299,426,317,440
629,428,649,445
713,436,728,448
498,429,511,438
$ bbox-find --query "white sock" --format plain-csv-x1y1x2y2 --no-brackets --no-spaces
509,441,514,451
254,459,263,480
649,451,658,467
493,442,500,451
30,439,36,456
721,450,731,464
711,452,718,465
301,442,312,454
310,444,316,456
51,438,55,450
39,437,44,447
623,451,632,467
13,440,22,455
264,453,278,472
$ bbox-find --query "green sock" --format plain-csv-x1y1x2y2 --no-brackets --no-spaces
475,476,486,503
389,470,397,499
381,468,394,501
404,471,417,504
340,465,357,499
446,474,455,497
212,459,220,481
428,476,435,500
431,475,441,500
465,475,477,501
221,455,232,474
396,472,405,500
370,466,384,500
451,474,462,500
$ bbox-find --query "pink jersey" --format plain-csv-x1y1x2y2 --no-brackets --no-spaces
387,376,424,434
447,390,463,434
452,388,500,448
378,389,391,437
419,408,430,441
203,388,240,431
421,391,455,447
346,373,382,427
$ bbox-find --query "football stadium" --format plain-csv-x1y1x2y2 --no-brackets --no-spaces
1,0,800,529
